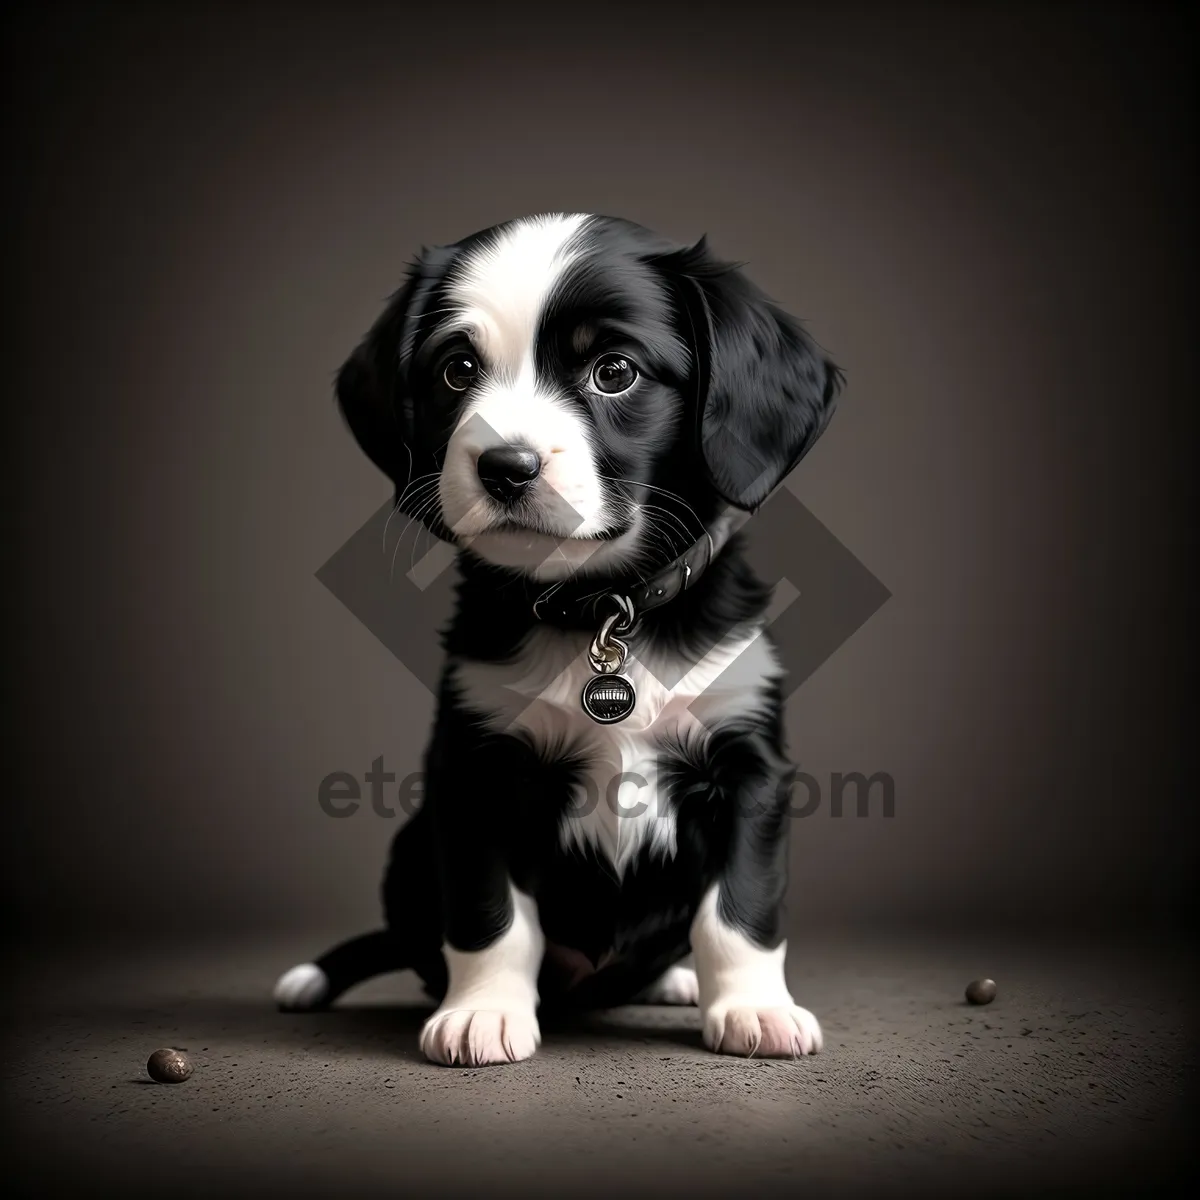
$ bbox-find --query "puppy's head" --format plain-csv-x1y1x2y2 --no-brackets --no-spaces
337,214,841,581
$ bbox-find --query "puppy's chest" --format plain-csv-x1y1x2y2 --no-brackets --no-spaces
451,624,779,874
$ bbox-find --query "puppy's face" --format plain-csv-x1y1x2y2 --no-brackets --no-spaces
337,214,841,581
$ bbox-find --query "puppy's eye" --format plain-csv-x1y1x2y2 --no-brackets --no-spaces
591,354,638,395
443,356,479,392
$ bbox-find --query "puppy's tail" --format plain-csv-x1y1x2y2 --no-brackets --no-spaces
273,929,400,1012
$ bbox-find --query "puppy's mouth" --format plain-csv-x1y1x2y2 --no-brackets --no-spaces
455,493,634,546
482,517,632,544
457,507,642,579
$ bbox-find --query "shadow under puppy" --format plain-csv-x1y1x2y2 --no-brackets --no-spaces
276,213,842,1066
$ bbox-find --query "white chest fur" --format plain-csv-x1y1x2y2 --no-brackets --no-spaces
451,624,782,874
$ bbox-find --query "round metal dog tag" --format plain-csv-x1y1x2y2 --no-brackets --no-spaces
581,673,637,724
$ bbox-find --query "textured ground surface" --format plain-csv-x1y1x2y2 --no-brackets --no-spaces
4,932,1192,1197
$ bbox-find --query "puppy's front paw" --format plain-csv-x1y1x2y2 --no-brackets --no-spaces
702,1003,823,1058
419,1008,540,1066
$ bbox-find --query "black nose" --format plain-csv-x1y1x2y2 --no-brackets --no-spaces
476,445,542,504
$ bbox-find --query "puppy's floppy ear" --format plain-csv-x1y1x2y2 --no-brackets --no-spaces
335,246,454,488
653,238,843,512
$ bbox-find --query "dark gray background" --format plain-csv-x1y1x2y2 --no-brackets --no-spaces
7,0,1193,943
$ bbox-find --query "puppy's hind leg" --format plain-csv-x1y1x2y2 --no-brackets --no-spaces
274,929,400,1011
634,955,699,1006
276,805,443,1012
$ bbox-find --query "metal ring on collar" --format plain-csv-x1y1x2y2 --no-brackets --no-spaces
589,614,628,674
606,593,637,634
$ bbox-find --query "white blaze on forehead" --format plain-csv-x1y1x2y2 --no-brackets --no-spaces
437,211,626,568
446,213,591,379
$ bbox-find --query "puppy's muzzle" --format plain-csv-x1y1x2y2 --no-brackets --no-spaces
476,445,542,505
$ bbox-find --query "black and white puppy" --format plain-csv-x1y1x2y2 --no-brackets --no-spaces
275,213,842,1065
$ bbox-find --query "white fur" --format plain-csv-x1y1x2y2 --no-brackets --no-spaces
636,961,699,1005
420,883,544,1066
444,213,589,378
273,962,329,1011
690,884,822,1057
435,213,642,580
452,622,782,875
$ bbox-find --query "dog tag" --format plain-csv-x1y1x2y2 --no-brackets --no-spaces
581,673,637,724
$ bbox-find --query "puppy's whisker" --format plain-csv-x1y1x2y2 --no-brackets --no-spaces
400,511,442,581
382,500,403,553
598,477,707,540
639,526,681,570
637,503,694,551
407,489,454,575
389,485,444,582
532,578,569,616
394,472,441,513
386,480,440,556
571,584,619,609
380,443,420,549
636,509,691,560
385,473,441,550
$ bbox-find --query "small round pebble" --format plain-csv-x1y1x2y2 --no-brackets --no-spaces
146,1048,193,1083
965,978,997,1005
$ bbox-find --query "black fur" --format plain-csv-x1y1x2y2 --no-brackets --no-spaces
301,215,841,1017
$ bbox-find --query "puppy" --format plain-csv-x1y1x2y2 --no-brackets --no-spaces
275,213,842,1065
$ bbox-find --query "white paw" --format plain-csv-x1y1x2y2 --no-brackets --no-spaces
637,965,700,1006
419,1007,540,1066
702,1003,823,1057
274,962,330,1011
